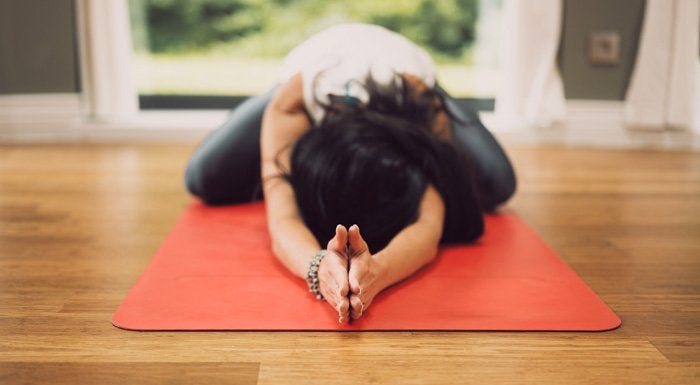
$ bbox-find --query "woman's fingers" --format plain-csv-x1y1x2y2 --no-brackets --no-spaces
348,265,372,319
350,293,373,320
347,225,382,320
348,225,369,296
326,225,350,313
319,281,350,322
348,224,368,256
348,259,362,295
326,226,349,297
347,251,372,320
318,249,350,322
337,297,350,323
327,224,348,257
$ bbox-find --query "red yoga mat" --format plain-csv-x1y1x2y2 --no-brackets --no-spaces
112,202,620,331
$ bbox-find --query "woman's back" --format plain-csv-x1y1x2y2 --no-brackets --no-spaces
278,23,436,125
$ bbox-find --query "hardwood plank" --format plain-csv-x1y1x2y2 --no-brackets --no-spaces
651,336,700,363
258,361,700,385
0,362,259,385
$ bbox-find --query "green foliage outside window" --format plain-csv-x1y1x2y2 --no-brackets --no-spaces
131,0,479,62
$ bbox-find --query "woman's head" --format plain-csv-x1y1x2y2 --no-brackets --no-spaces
287,114,427,251
283,77,484,252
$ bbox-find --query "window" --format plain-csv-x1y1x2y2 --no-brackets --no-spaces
129,0,502,109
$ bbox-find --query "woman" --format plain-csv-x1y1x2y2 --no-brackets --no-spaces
185,24,516,323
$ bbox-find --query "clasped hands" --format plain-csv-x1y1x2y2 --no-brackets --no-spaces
317,224,385,323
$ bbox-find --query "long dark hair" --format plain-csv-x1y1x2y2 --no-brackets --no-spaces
282,76,484,252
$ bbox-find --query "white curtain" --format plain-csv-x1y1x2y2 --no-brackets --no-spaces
624,0,700,130
695,61,700,133
77,0,138,122
495,0,566,128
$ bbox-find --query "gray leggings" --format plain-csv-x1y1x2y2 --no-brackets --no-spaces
184,87,516,211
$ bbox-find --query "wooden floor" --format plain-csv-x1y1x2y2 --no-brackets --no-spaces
1,143,699,384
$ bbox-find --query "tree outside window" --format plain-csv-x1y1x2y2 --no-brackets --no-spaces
129,0,501,99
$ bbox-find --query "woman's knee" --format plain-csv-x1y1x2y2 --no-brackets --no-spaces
184,168,229,205
184,156,205,198
493,164,517,207
184,156,226,204
184,156,262,205
480,161,516,211
183,90,274,205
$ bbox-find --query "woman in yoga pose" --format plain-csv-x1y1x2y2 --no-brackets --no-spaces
184,24,516,323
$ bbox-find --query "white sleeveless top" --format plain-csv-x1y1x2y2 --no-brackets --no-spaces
278,23,436,125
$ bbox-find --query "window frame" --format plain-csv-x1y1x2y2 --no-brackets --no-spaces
75,0,500,130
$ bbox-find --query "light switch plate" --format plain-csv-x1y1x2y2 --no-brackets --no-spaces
588,31,621,66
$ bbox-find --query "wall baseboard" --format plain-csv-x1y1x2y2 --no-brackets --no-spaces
0,95,224,142
489,100,700,149
1,96,698,149
0,93,82,124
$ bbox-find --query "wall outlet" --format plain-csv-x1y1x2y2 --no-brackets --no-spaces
588,31,621,66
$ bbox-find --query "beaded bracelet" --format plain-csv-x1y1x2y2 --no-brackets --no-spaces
306,249,328,300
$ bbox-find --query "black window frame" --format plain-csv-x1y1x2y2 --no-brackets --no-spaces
139,95,494,111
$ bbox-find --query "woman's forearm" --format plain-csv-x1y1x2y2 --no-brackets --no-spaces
262,168,323,279
259,73,319,279
372,185,445,291
372,218,442,292
268,213,322,278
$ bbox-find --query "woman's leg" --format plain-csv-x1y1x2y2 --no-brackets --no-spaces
438,88,517,211
184,87,277,205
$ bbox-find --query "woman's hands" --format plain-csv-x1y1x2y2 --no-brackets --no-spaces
347,225,385,321
318,225,351,323
318,224,386,323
